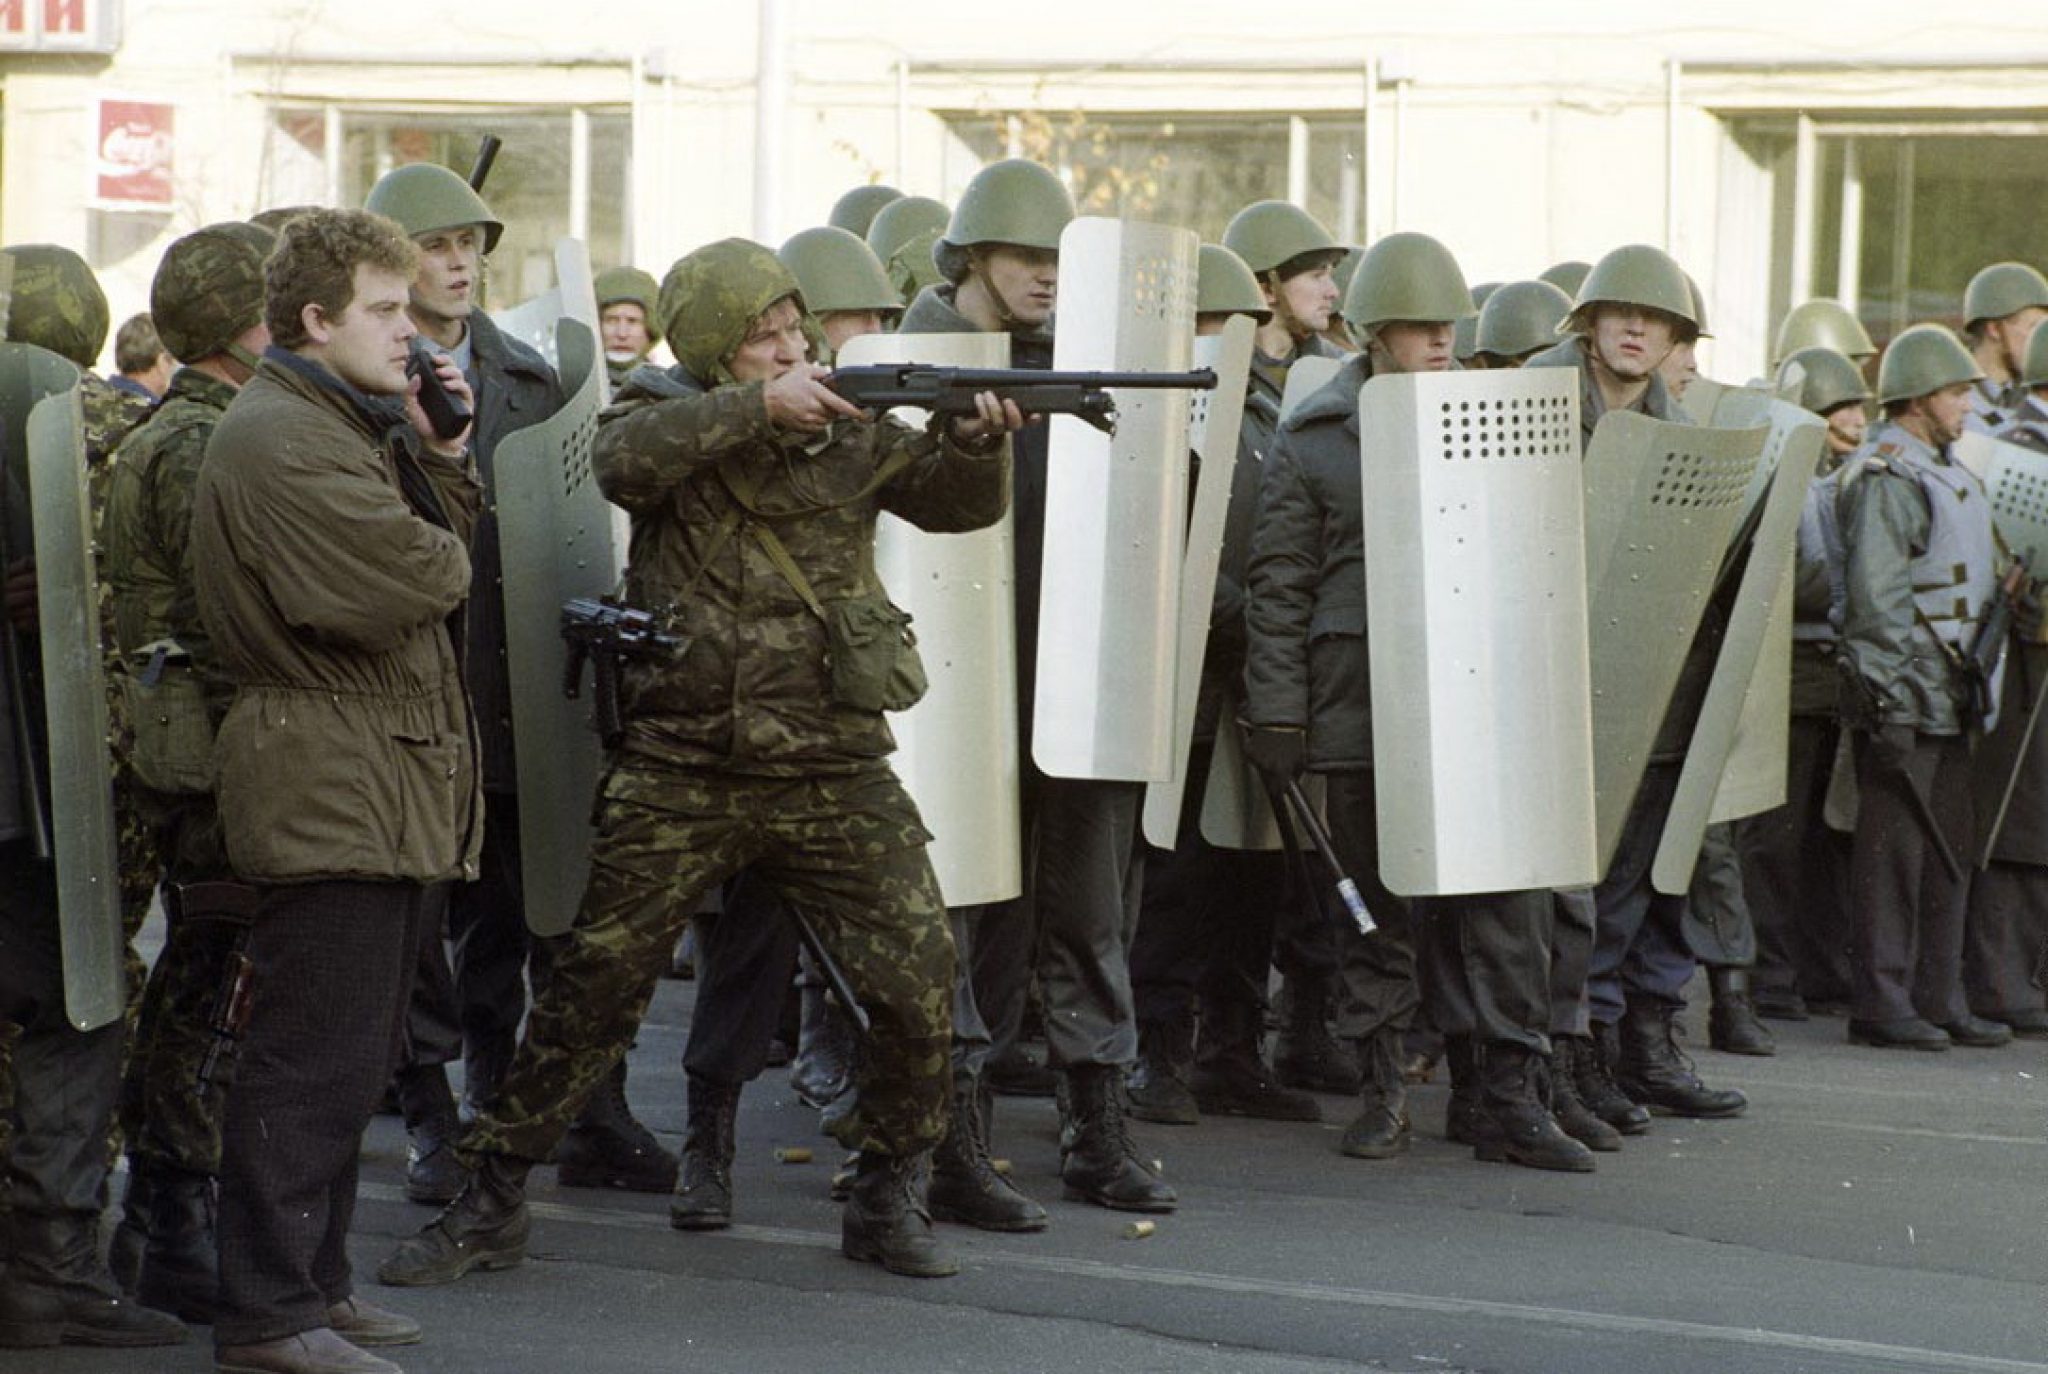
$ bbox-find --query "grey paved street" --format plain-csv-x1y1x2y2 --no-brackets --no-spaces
36,973,2048,1374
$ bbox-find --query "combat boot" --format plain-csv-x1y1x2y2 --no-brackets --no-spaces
1191,1003,1320,1122
1574,1027,1651,1135
394,1062,463,1206
1059,1065,1177,1212
1616,1000,1747,1118
1474,1043,1595,1173
1338,1030,1409,1159
1125,1015,1198,1126
107,1162,152,1293
1272,978,1362,1094
669,1075,739,1232
374,1155,530,1287
986,1047,1057,1098
1546,1038,1622,1152
0,1210,187,1348
789,984,858,1110
214,1326,400,1374
929,1073,1047,1232
556,1058,678,1193
1441,1035,1495,1148
840,1152,959,1278
1707,967,1776,1057
135,1166,218,1323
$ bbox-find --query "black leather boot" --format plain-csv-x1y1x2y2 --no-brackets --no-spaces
669,1075,740,1232
789,984,859,1110
1338,1030,1410,1159
929,1073,1047,1232
1126,1015,1199,1126
1059,1065,1177,1212
1273,978,1361,1094
1707,967,1776,1057
1547,1037,1622,1152
1616,1000,1747,1118
841,1152,959,1277
1474,1043,1595,1173
1441,1035,1493,1146
1191,1003,1319,1122
395,1062,464,1206
556,1058,679,1192
1574,1027,1651,1135
107,1163,151,1294
135,1167,218,1323
0,1210,186,1348
375,1155,532,1287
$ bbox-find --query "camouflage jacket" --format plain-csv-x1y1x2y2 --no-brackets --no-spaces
592,370,1009,773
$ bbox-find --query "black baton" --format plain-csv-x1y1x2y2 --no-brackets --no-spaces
790,908,872,1038
1283,781,1377,937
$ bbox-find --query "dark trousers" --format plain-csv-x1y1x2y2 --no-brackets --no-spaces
214,881,425,1347
1848,732,1973,1026
1130,736,1288,1031
0,842,124,1222
1964,863,2048,1018
1417,889,1551,1053
1683,822,1757,968
400,883,460,1068
682,873,799,1089
1588,762,1695,1025
1739,716,1854,1003
1321,771,1416,1042
1548,888,1596,1037
447,792,530,1064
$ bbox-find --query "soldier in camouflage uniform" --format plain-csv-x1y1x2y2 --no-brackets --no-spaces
98,222,275,1324
595,266,660,391
379,237,1022,1285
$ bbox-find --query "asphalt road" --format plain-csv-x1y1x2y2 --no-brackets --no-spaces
43,975,2048,1374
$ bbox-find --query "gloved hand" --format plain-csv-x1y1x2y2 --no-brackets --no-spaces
1868,722,1917,776
1240,723,1307,794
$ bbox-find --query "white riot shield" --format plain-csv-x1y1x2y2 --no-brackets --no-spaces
1583,411,1768,868
14,362,124,1030
1034,217,1198,781
1708,554,1794,823
491,287,562,366
1681,375,1728,427
1651,399,1824,893
495,318,620,936
1363,367,1597,895
1282,356,1344,422
838,330,1022,906
491,239,606,402
1143,315,1254,848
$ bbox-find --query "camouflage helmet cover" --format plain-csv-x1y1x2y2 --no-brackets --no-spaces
249,205,320,236
1772,298,1876,364
363,163,504,252
1195,243,1271,322
889,228,948,304
594,265,660,314
827,184,903,237
2,243,109,369
1876,323,1982,405
1779,346,1871,416
151,222,275,364
658,238,806,388
778,226,900,315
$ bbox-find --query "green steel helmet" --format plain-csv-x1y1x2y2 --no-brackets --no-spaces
594,266,660,315
1567,244,1697,339
658,238,805,388
1684,272,1712,338
1772,299,1876,364
1195,244,1271,323
889,228,947,303
1344,231,1474,333
1876,323,1983,405
827,184,903,238
1331,246,1364,300
1539,260,1591,297
865,196,949,266
363,163,504,253
3,244,109,368
1221,200,1341,277
2024,322,2048,390
1476,279,1574,361
935,160,1075,283
1963,261,2048,329
1454,281,1502,362
150,222,275,364
249,205,319,235
1779,346,1871,416
778,227,900,316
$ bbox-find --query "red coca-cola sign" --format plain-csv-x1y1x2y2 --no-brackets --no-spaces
96,99,173,207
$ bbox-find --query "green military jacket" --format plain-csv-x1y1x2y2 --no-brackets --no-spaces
592,373,1009,773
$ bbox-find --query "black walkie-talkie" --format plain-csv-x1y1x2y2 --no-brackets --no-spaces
407,337,472,441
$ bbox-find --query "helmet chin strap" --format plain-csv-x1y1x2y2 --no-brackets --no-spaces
967,253,1024,331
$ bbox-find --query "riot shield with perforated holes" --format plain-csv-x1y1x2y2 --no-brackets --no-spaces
1144,315,1254,848
1034,218,1199,782
1652,399,1823,893
1583,411,1768,869
1361,367,1595,895
495,318,620,935
839,330,1022,907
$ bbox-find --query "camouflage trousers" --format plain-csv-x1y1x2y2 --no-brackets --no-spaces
461,755,954,1167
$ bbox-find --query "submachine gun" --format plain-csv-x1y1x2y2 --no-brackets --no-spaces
827,365,1217,434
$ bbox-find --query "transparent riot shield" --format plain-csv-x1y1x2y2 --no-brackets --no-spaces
495,318,620,936
1033,217,1198,783
1362,367,1597,895
1143,314,1254,848
837,330,1022,907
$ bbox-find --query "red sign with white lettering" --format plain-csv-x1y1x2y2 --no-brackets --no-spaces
96,100,174,207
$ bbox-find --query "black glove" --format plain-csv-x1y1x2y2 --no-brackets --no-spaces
1868,722,1917,776
1241,723,1307,793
